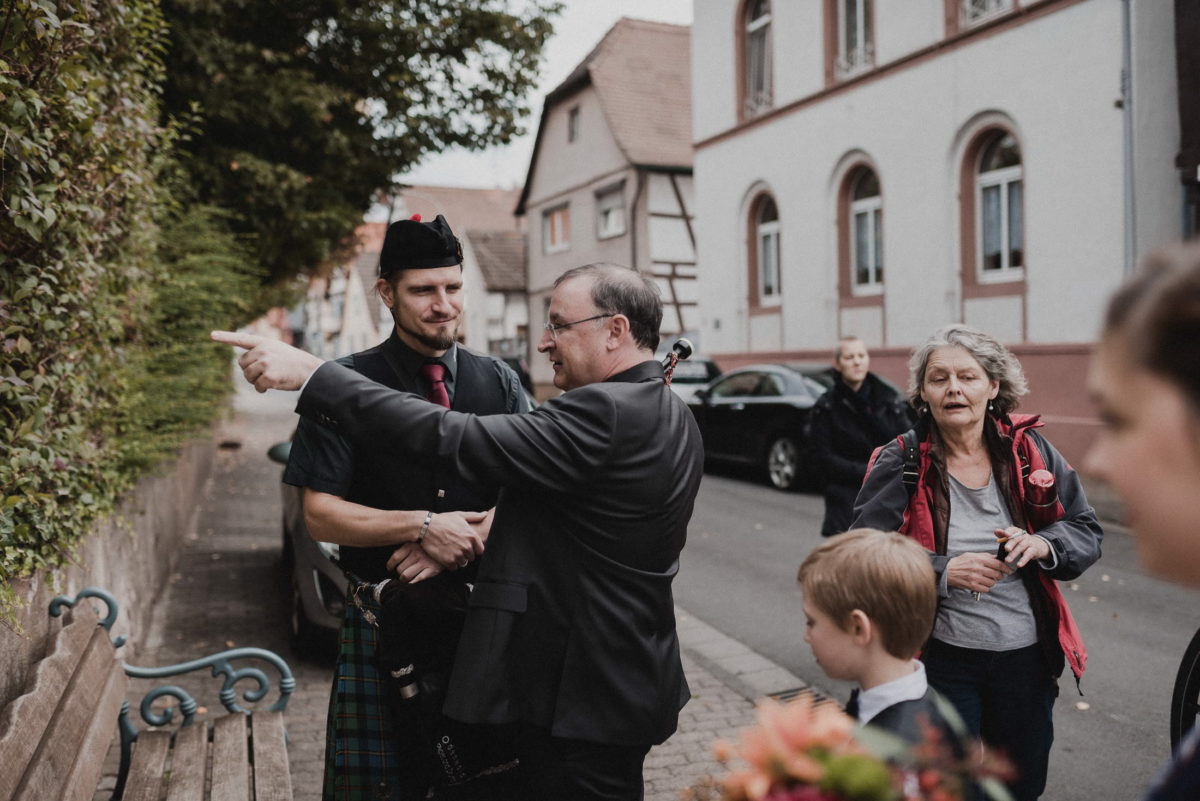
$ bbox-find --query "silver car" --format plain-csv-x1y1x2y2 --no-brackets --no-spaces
267,439,345,657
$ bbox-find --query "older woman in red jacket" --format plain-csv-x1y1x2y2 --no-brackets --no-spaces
852,323,1103,801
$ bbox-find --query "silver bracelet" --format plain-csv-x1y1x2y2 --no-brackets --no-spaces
417,510,433,544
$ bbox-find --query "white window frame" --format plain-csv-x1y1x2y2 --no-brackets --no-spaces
976,163,1024,282
757,217,781,306
543,205,570,254
836,0,874,79
595,186,626,240
960,0,1015,28
744,0,773,117
850,192,883,296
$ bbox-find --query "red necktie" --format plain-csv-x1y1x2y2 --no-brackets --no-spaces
420,362,451,408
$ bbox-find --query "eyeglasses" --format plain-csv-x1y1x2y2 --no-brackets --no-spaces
543,313,614,341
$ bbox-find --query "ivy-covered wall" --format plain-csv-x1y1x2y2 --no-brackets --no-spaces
0,1,269,599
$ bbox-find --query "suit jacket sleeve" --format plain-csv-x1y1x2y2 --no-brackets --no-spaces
297,360,616,496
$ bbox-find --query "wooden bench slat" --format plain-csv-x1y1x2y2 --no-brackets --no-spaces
165,723,208,801
59,648,128,801
12,626,123,801
0,606,100,800
250,711,292,801
3,593,296,801
122,730,173,801
211,714,250,801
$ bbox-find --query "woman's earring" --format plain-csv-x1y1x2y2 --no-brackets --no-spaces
920,403,929,415
988,401,995,412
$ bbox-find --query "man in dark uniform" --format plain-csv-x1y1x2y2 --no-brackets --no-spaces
216,263,704,801
807,336,913,537
283,214,528,801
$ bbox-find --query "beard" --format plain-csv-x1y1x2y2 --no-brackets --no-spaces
395,314,459,352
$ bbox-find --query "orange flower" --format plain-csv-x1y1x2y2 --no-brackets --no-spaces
720,767,773,801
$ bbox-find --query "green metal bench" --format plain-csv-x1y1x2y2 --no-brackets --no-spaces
0,587,296,801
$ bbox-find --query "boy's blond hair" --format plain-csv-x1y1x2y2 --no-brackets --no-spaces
797,528,937,660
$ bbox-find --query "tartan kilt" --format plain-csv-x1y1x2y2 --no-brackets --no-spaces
324,594,414,801
323,588,523,801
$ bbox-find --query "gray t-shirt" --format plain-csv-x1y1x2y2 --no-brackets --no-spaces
932,473,1038,651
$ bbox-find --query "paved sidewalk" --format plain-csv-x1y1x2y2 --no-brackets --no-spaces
131,377,808,800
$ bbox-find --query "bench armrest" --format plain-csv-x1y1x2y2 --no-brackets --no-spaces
124,647,296,726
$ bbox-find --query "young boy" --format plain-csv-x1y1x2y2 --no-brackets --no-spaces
797,528,961,747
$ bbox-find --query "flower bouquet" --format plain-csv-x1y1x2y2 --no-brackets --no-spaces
684,693,1012,801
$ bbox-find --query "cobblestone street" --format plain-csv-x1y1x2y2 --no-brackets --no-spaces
124,377,777,800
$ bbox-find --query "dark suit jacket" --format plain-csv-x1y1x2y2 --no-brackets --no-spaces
866,688,965,758
298,358,705,745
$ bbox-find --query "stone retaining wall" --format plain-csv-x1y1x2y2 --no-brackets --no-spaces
0,434,216,709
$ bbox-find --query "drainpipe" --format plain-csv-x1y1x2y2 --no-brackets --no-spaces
1121,0,1138,274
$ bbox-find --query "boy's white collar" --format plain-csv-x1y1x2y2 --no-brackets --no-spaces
857,660,928,724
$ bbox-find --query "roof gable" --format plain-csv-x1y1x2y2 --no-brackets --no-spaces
518,18,693,214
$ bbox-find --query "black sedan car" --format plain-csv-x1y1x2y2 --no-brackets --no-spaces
687,364,832,491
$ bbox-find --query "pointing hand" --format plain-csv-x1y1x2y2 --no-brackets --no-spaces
210,331,325,393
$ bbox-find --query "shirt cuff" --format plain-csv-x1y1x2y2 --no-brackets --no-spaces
299,366,316,396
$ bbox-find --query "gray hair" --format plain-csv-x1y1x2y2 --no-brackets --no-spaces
554,263,662,352
907,324,1028,415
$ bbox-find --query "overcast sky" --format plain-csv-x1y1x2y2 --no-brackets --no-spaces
396,0,694,190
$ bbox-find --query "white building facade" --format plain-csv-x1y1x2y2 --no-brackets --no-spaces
691,0,1185,460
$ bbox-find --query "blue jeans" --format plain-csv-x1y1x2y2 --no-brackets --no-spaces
922,640,1058,801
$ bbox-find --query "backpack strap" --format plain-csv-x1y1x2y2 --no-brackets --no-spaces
864,428,922,502
899,429,920,501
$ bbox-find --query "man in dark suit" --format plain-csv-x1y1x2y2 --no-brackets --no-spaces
214,262,704,801
283,213,528,800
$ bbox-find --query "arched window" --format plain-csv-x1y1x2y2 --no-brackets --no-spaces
850,169,882,294
749,194,781,308
742,0,773,118
976,132,1023,279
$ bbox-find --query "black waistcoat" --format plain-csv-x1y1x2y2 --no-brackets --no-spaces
338,337,512,581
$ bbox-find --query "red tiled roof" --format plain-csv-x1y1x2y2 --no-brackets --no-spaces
585,19,693,168
390,186,523,234
468,230,526,292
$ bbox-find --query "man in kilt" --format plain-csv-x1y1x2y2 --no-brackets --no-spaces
283,214,528,800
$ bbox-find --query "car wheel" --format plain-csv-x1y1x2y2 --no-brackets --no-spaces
765,435,800,491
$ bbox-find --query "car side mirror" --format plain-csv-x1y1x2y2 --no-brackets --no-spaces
267,441,292,465
694,387,711,403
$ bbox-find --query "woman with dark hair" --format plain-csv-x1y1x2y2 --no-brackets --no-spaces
1086,242,1200,800
852,323,1103,801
